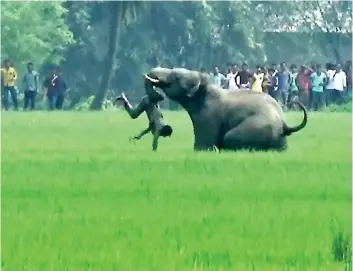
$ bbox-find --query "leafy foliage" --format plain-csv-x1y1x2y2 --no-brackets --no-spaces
1,1,74,76
1,1,352,109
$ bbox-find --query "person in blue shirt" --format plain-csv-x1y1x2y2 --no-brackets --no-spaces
23,62,40,110
310,64,327,111
276,62,291,110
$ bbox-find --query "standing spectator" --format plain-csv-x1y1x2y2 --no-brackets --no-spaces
235,62,252,89
23,62,40,110
310,64,327,111
1,59,18,110
307,63,316,109
325,63,336,106
211,66,226,87
52,67,68,110
225,64,239,91
297,66,311,108
271,63,279,75
43,69,56,110
268,68,279,99
261,67,271,94
288,64,299,108
276,62,291,110
344,61,352,99
332,64,347,105
250,65,264,92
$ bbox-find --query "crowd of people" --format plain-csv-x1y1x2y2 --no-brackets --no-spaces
1,59,68,111
1,58,352,112
206,61,352,111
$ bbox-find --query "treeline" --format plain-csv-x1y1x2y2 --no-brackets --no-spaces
1,1,352,109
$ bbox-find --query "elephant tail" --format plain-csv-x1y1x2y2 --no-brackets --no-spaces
282,101,308,136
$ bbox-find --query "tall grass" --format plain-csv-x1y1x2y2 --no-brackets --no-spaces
1,111,352,271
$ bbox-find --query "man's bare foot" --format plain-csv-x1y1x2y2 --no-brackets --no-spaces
115,92,128,104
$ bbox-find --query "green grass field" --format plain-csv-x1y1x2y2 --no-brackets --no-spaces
1,110,352,271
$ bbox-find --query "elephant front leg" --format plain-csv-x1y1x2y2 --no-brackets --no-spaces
193,125,220,152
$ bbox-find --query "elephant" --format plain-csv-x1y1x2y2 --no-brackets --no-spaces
143,67,307,152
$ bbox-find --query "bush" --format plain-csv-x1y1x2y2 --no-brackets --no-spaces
75,96,115,111
330,220,352,267
325,100,352,113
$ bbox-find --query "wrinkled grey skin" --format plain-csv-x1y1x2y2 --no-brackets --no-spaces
143,67,307,152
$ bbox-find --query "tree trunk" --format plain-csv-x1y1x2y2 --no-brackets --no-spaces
328,33,342,64
90,2,123,110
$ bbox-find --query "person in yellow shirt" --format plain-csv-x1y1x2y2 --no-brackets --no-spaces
250,65,265,92
1,59,18,110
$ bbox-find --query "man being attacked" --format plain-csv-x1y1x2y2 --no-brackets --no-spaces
115,91,173,151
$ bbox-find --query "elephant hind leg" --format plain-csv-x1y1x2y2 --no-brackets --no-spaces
220,117,288,152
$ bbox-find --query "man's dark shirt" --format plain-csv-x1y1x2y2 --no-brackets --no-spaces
235,70,252,85
44,76,55,96
52,75,67,95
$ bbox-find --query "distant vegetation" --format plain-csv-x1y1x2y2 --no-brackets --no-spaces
1,1,352,108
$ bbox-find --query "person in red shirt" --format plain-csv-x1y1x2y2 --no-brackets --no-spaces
296,66,311,108
43,69,56,110
307,63,316,110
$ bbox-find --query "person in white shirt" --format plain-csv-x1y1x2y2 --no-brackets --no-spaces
332,64,347,105
225,65,240,91
325,63,336,106
210,66,226,87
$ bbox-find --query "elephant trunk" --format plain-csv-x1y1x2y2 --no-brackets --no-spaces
143,77,159,100
143,67,172,101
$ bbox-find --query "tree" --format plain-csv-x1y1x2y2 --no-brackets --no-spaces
258,0,352,63
1,1,74,76
90,1,143,110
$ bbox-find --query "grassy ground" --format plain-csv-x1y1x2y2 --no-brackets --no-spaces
1,110,352,271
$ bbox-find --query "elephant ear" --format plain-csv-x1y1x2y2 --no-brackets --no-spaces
178,71,201,98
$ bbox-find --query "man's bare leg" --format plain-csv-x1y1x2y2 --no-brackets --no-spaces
116,92,148,119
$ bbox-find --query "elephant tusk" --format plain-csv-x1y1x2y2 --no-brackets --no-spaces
144,74,160,83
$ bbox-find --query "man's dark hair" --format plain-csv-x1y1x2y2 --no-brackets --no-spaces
290,64,297,69
27,62,33,67
280,62,286,66
160,125,173,137
316,63,322,69
256,64,261,69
